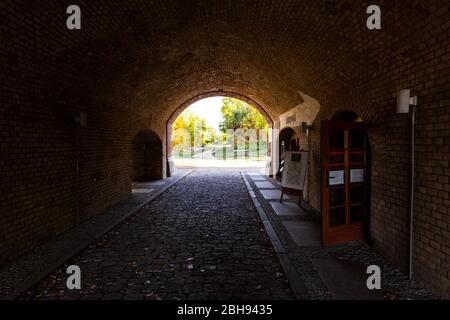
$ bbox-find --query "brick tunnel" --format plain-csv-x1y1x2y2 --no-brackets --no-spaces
0,1,449,300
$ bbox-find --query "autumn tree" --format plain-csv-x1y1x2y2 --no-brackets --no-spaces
219,97,268,157
172,111,216,157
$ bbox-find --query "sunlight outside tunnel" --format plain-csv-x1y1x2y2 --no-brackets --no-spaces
171,97,271,169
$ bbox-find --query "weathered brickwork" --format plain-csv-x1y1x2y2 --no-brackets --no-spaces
305,3,450,296
0,1,449,297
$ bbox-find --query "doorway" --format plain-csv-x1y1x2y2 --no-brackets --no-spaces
321,114,370,246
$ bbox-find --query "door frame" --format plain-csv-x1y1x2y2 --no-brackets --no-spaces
321,120,369,247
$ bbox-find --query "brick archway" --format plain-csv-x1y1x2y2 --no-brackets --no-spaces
166,91,273,162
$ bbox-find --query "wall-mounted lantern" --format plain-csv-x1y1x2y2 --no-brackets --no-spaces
396,88,419,281
397,89,418,114
301,122,312,134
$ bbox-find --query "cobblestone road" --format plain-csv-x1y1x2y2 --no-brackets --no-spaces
25,170,294,300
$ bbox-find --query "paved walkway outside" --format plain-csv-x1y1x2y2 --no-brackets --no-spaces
23,170,294,300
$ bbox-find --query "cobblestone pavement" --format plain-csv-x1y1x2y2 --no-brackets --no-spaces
23,169,294,300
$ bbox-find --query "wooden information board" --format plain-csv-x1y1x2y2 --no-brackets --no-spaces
280,151,308,204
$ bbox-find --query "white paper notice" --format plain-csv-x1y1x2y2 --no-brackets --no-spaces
329,170,344,186
350,169,364,183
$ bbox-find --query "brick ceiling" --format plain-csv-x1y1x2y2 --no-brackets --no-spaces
3,0,446,124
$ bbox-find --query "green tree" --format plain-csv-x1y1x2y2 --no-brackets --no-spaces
219,97,268,131
219,97,268,158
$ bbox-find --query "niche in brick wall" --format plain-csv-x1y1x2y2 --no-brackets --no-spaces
132,130,163,181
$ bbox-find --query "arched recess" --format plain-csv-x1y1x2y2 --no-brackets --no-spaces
275,126,299,179
165,91,274,175
331,110,363,122
278,126,298,155
132,130,163,181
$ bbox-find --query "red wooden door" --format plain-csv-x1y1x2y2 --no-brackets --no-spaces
322,121,368,246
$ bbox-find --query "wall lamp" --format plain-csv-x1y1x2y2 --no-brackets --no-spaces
397,89,418,114
397,88,419,281
301,122,313,133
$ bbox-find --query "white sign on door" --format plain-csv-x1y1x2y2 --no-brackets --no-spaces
329,170,344,186
350,169,365,183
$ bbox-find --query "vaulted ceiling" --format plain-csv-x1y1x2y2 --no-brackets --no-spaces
2,0,446,126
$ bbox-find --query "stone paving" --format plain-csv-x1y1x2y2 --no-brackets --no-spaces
0,170,190,299
23,170,294,300
16,169,436,300
245,172,436,300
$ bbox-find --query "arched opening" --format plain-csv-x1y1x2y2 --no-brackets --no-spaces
279,127,298,153
166,93,273,173
275,127,300,181
278,126,299,159
132,130,163,181
321,110,371,246
331,110,363,122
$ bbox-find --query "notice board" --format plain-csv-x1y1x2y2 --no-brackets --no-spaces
281,151,308,190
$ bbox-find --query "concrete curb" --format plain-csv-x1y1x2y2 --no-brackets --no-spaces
0,170,192,300
241,172,308,299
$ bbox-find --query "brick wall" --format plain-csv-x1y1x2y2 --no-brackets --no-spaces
0,1,139,262
305,20,450,296
0,0,448,298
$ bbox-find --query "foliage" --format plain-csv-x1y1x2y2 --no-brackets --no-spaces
219,97,268,132
172,111,216,150
172,97,269,154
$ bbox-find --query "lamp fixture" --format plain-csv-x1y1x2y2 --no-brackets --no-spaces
397,89,418,114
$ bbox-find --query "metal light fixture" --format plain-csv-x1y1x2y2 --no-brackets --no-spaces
301,122,313,134
397,89,419,280
397,89,418,114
